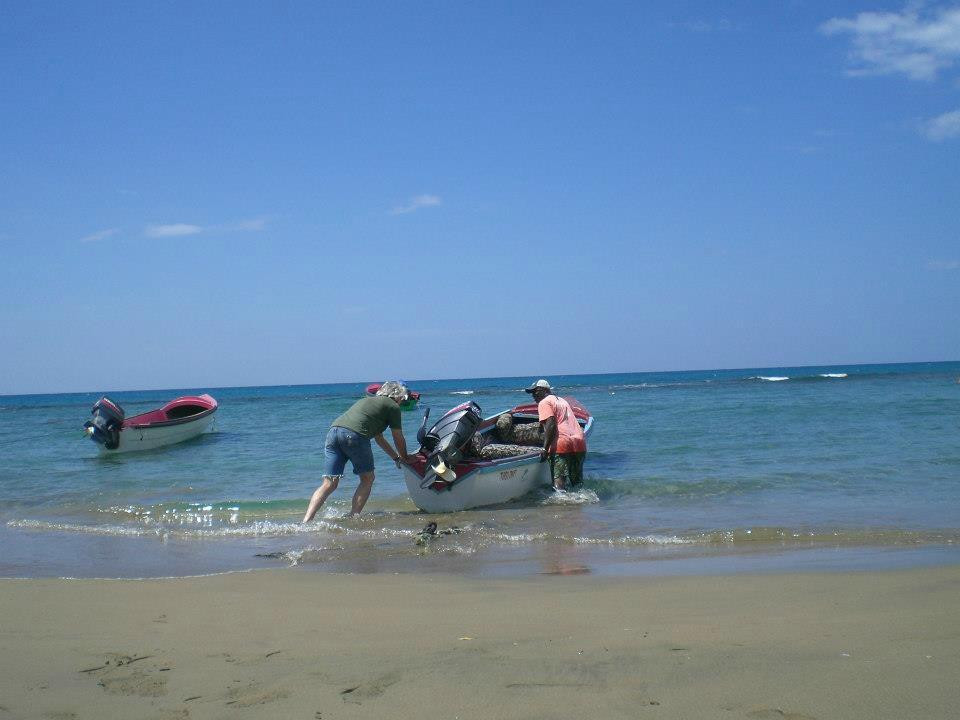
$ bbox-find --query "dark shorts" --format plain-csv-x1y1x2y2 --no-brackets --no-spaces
323,426,375,477
551,451,586,486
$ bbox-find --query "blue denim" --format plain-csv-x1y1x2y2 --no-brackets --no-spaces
323,426,375,477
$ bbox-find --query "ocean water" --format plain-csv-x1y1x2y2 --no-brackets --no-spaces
2,362,959,578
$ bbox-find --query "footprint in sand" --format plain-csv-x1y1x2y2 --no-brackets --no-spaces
747,708,817,720
80,652,153,673
149,710,189,720
216,650,283,667
98,669,168,698
340,672,401,704
224,683,289,708
81,653,169,698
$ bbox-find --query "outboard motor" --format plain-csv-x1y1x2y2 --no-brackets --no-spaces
417,401,482,485
84,397,125,450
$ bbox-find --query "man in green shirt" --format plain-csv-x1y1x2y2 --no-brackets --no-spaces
303,381,417,521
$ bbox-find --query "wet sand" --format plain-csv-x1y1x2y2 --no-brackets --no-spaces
1,566,958,719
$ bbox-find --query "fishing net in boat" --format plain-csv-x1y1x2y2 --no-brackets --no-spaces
478,443,538,460
463,414,543,460
494,413,543,445
465,432,491,457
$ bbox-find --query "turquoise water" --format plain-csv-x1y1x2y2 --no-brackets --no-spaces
2,362,959,577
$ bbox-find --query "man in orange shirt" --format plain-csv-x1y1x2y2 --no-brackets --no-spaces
525,379,587,491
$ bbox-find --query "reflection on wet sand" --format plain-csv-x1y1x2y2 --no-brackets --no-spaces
539,543,591,576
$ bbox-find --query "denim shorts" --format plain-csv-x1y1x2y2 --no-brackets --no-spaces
323,426,375,477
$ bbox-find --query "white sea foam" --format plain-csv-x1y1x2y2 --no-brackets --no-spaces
491,531,553,544
273,548,311,566
570,534,696,546
488,529,693,546
450,390,474,395
9,519,148,536
754,376,789,382
541,488,600,506
8,518,327,539
819,373,848,378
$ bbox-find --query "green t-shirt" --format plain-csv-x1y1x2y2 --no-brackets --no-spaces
333,396,402,439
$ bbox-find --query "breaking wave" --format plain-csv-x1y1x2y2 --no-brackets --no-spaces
13,515,956,550
540,488,600,506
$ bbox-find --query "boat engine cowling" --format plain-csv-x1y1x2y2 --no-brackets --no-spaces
84,397,125,450
417,401,482,484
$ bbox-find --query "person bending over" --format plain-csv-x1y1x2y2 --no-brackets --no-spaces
303,381,417,521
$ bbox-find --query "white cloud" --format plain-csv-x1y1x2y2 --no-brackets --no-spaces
138,218,269,239
79,228,120,243
145,223,203,238
224,217,268,232
390,194,442,215
926,259,960,270
821,4,960,81
924,107,960,138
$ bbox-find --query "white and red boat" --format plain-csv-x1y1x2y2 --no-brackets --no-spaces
83,394,218,453
401,398,593,512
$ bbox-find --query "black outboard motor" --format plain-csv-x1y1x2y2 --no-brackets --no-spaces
417,401,482,485
84,397,125,450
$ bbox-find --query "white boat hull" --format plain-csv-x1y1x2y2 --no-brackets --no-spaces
402,453,550,513
102,414,215,453
403,398,592,513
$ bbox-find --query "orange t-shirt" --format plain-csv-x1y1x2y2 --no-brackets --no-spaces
538,395,586,454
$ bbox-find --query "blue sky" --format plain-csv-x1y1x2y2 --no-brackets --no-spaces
1,1,958,394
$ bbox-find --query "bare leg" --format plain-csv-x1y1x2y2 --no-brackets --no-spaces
550,455,565,491
302,475,340,522
350,471,375,515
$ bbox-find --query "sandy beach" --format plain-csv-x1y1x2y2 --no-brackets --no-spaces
1,566,958,720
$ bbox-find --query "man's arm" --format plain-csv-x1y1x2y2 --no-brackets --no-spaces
391,428,413,461
541,417,557,460
374,433,399,462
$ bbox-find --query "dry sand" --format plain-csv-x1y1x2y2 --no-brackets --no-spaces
1,566,958,719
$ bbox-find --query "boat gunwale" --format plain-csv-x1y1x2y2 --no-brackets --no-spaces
123,395,219,430
124,405,217,430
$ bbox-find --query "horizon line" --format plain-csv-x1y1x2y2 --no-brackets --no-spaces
3,359,958,399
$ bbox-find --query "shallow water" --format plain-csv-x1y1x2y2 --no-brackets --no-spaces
2,362,959,577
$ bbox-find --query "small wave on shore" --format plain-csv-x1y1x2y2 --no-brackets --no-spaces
541,488,600,506
8,517,315,538
743,372,854,383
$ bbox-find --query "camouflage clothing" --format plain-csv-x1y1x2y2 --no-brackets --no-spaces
479,443,538,460
465,432,491,457
465,431,537,461
494,413,543,446
550,451,586,487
